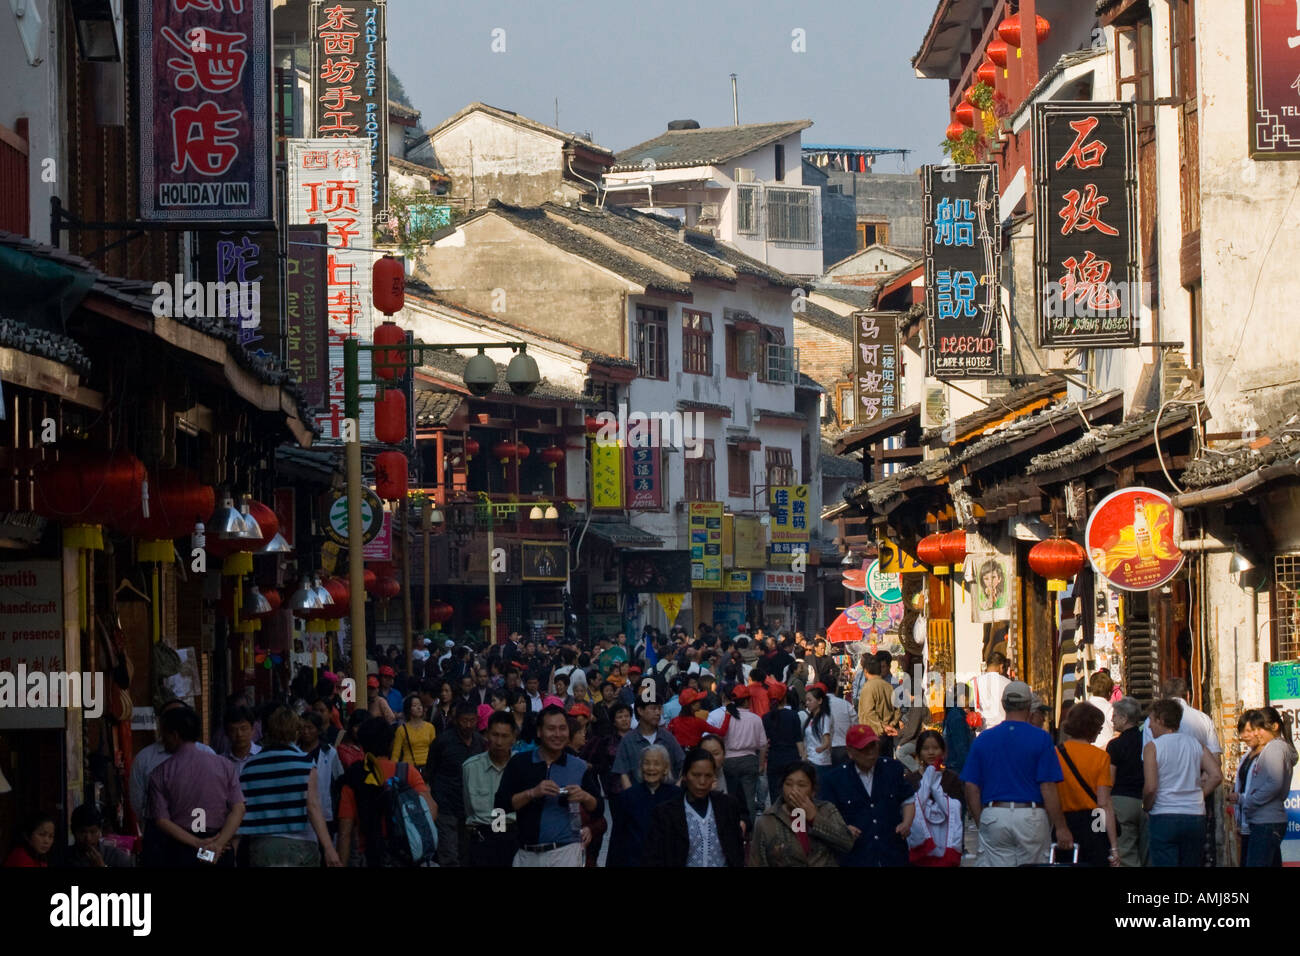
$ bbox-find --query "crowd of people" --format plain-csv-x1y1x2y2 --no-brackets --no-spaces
4,624,1294,869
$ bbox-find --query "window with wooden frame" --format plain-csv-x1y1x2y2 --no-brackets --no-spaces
1172,0,1200,286
684,440,715,502
856,220,890,251
759,325,797,384
682,310,713,375
1116,11,1158,303
635,305,668,380
727,446,751,498
836,383,854,424
725,324,759,378
1115,18,1155,137
765,447,796,495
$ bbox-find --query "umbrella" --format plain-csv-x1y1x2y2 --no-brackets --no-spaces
842,568,867,591
828,601,905,645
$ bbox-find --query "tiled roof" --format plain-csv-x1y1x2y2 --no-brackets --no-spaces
677,400,731,415
1008,49,1109,127
922,374,1068,444
796,300,852,338
1181,429,1300,490
849,454,954,511
425,102,615,157
821,441,862,479
797,372,825,392
1025,405,1194,477
0,316,91,374
812,286,879,311
275,445,340,483
612,120,813,172
413,388,463,427
582,349,637,370
834,404,921,455
681,230,802,289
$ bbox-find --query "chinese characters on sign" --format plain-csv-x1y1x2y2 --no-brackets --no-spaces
286,139,375,441
852,312,898,425
689,502,724,589
625,444,661,510
591,441,624,509
923,165,1002,378
768,485,809,567
197,230,277,356
138,0,272,222
1034,103,1140,347
762,571,805,593
311,1,389,213
1248,0,1300,158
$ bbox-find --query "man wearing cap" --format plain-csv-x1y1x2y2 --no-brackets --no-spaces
960,680,1074,866
378,665,403,713
366,676,396,724
613,684,686,788
818,725,915,866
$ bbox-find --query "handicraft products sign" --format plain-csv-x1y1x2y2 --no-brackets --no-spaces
287,138,375,441
138,0,273,223
852,312,898,425
311,1,389,212
1033,102,1139,347
923,164,1002,378
1085,488,1185,592
1247,0,1300,158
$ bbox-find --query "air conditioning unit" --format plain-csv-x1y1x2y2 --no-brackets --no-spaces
734,168,755,183
698,202,720,224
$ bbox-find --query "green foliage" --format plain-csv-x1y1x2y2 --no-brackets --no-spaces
388,67,414,109
941,128,985,165
970,82,995,112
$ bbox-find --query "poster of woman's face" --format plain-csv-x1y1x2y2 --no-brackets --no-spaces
972,555,1011,623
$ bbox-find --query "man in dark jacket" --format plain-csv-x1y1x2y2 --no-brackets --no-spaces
817,725,916,866
811,637,841,693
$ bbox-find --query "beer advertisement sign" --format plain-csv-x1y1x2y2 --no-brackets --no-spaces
1085,488,1185,592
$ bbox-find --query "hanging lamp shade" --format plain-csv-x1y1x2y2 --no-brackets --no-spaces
258,532,292,554
987,37,1010,68
252,587,282,619
289,577,323,617
1028,537,1086,592
374,451,409,501
245,499,278,548
211,495,246,539
375,388,407,444
916,533,950,575
939,530,968,572
323,576,350,609
976,59,997,86
242,585,272,620
374,320,406,381
35,447,147,529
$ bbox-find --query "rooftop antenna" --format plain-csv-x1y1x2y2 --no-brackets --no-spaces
730,73,739,125
555,97,559,129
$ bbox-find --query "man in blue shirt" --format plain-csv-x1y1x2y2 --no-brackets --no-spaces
960,680,1073,866
378,666,404,713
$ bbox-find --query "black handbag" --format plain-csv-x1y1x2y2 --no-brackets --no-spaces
1057,743,1113,866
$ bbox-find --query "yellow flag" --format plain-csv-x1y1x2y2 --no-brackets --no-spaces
655,593,684,625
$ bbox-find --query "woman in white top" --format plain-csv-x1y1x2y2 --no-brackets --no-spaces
799,686,833,767
1143,698,1222,867
720,684,768,825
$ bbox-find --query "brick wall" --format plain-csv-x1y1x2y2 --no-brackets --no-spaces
795,320,852,392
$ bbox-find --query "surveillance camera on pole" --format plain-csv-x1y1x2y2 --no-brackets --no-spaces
464,349,497,397
506,346,540,396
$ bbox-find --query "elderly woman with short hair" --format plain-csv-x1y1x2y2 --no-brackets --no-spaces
1106,696,1148,866
607,745,681,867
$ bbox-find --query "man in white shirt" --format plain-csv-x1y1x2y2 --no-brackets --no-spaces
826,688,856,764
972,652,1011,730
1141,678,1222,756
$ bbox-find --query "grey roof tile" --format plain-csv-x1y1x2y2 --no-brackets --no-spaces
612,120,813,171
413,388,463,427
0,316,91,374
1181,429,1300,489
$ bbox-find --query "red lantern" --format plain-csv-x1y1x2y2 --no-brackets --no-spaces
372,255,405,315
375,389,407,444
323,576,349,610
1028,538,1086,592
540,446,565,469
976,59,997,86
946,122,966,142
246,499,279,549
464,437,480,460
374,451,409,501
987,37,1009,68
363,568,379,594
584,415,600,434
378,577,401,600
963,87,979,107
374,321,406,381
955,102,976,128
121,469,215,540
471,597,501,621
998,13,1049,49
35,447,147,528
492,440,516,463
939,530,968,571
428,600,454,629
916,533,950,575
514,442,531,463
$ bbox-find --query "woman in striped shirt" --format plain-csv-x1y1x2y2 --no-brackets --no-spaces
237,706,341,867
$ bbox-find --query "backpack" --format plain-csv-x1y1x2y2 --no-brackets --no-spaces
349,759,439,867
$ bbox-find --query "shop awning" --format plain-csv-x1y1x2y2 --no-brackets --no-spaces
585,521,664,548
834,404,920,455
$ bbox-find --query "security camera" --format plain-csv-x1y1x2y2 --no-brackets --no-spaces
506,348,540,396
463,349,497,397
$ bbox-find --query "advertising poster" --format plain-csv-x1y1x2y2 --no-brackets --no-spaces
769,485,809,543
1265,660,1300,865
591,441,624,509
688,502,724,588
625,443,661,510
138,0,273,223
0,561,65,729
1086,487,1185,592
969,552,1012,623
853,312,898,425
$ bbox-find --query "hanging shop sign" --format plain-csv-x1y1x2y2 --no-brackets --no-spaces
723,570,752,592
1265,660,1300,863
591,441,624,509
865,559,902,605
311,0,389,212
1247,0,1300,159
733,515,767,569
622,551,691,593
138,0,273,224
196,230,279,357
769,485,810,543
923,164,1002,378
362,510,392,561
1033,102,1139,348
655,593,685,625
625,443,661,510
1085,487,1185,592
285,224,331,411
877,536,924,575
852,312,899,425
763,570,805,593
325,486,384,546
287,138,375,441
688,502,724,588
522,540,569,582
0,561,65,729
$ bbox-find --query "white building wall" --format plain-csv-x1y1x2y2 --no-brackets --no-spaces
1,8,64,244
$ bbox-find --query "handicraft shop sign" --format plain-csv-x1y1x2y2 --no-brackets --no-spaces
923,164,1002,378
1033,102,1139,348
138,0,273,223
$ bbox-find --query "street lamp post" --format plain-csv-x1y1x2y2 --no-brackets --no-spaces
342,337,539,705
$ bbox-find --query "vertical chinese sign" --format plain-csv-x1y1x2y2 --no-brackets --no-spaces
923,164,1002,378
311,0,389,213
591,441,624,509
688,502,724,589
139,0,273,223
852,311,898,426
285,224,330,412
625,444,661,510
197,230,279,358
286,138,374,441
1248,0,1300,159
768,485,809,567
1034,103,1139,348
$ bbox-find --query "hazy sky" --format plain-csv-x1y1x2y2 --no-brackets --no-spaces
388,0,951,170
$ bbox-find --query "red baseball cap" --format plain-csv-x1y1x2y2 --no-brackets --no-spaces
845,724,880,750
628,666,642,674
809,682,828,694
567,704,592,718
679,688,701,706
729,683,750,700
378,665,395,677
366,676,380,689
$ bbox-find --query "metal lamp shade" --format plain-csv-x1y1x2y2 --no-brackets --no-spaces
259,532,292,554
212,496,246,539
234,499,263,541
289,577,323,614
